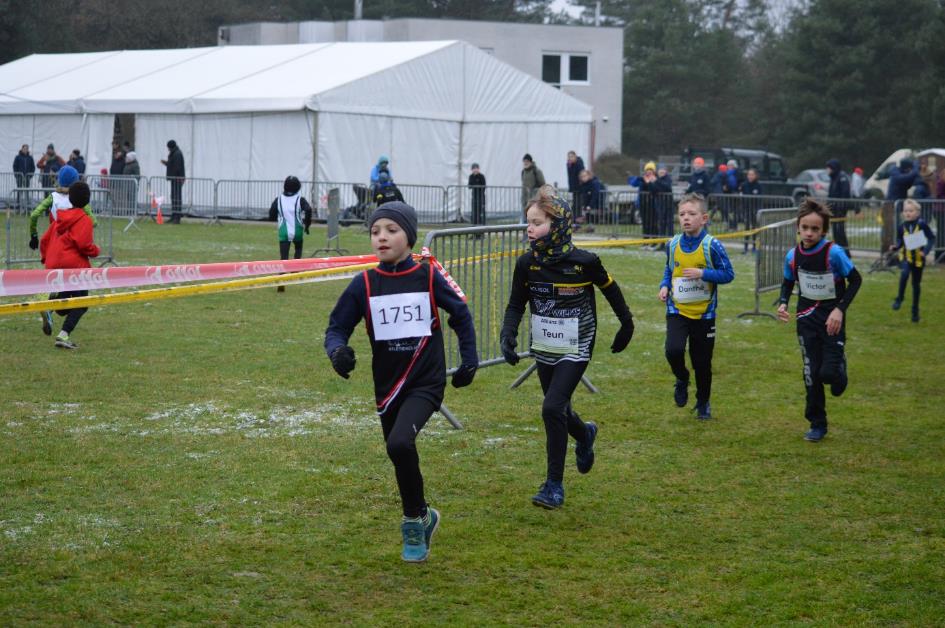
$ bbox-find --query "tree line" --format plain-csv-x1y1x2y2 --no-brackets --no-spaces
2,0,943,173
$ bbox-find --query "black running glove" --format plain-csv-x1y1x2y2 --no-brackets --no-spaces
500,335,519,366
451,363,477,388
611,317,635,353
304,225,310,235
329,345,356,379
29,234,38,250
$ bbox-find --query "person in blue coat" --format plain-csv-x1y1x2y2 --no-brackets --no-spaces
888,159,920,202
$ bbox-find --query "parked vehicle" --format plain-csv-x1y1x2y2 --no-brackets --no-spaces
786,168,830,203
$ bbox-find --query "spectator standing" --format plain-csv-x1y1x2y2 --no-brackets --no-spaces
739,168,763,253
566,150,585,196
13,144,35,208
36,144,65,189
121,151,141,213
685,157,711,197
630,161,671,245
888,158,920,202
851,167,865,198
577,168,605,230
935,170,945,261
521,153,546,211
656,165,675,239
161,140,185,224
109,141,126,176
67,149,86,176
468,163,486,226
826,159,853,253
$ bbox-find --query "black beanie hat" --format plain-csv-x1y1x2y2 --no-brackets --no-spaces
69,181,91,208
369,201,418,247
284,175,301,195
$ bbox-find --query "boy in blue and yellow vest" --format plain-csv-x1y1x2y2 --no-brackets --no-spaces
888,199,935,323
658,193,735,420
777,199,862,442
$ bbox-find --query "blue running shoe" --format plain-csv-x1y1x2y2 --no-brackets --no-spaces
891,298,902,311
804,427,827,442
400,518,428,562
41,311,53,336
674,379,689,408
695,402,711,420
531,480,565,510
424,507,440,550
575,422,597,474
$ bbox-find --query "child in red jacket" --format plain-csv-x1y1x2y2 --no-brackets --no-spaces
39,181,100,349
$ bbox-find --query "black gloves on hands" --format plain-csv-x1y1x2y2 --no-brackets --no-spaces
330,345,356,379
611,318,635,353
451,363,477,388
28,235,38,250
500,335,520,365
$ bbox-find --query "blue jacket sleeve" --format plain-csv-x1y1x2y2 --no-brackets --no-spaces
828,243,855,277
324,274,366,357
660,247,673,289
702,239,735,284
433,270,478,367
628,175,643,187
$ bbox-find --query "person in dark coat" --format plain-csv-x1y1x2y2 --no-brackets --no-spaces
161,140,186,224
826,158,853,253
888,158,920,202
468,163,487,226
67,149,86,176
13,144,35,208
739,168,763,253
109,141,126,176
566,150,585,195
685,157,711,197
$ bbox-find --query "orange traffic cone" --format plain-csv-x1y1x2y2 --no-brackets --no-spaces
152,195,164,225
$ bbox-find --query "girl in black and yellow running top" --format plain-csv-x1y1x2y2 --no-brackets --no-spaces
778,199,862,442
888,199,935,322
500,186,634,510
325,201,478,563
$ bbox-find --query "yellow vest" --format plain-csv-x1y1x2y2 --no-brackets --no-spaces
670,235,715,319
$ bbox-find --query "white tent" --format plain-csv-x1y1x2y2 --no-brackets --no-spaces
0,41,592,189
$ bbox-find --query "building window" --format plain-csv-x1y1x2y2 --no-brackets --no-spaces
542,53,590,86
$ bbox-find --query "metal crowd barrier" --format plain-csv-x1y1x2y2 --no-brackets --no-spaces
215,179,312,221
445,184,524,225
422,223,529,428
147,176,216,221
738,207,798,318
4,188,115,268
84,174,143,220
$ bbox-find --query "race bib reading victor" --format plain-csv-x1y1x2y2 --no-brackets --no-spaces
369,292,432,341
531,314,579,354
904,231,928,251
672,276,712,303
797,270,836,300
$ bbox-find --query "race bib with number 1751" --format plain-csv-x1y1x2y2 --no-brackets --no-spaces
369,292,432,341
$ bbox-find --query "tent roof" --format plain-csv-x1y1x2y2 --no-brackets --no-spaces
0,41,592,122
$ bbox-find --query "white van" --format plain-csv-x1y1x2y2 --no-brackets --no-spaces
864,148,945,199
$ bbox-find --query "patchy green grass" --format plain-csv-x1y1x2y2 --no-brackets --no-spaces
1,220,943,625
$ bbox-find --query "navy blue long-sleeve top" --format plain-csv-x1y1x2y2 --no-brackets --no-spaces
324,256,478,367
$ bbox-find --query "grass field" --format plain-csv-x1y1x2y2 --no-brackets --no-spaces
2,220,944,625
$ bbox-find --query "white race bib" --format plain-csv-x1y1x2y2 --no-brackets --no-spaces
530,314,579,354
672,276,712,303
904,230,928,251
797,269,836,300
369,292,432,341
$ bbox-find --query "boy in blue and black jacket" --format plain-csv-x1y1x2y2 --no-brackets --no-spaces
778,199,862,442
889,199,935,322
658,193,735,420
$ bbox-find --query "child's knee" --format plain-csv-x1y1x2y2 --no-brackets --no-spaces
385,435,416,463
541,401,568,425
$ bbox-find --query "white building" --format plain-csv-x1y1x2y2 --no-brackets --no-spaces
219,18,624,159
